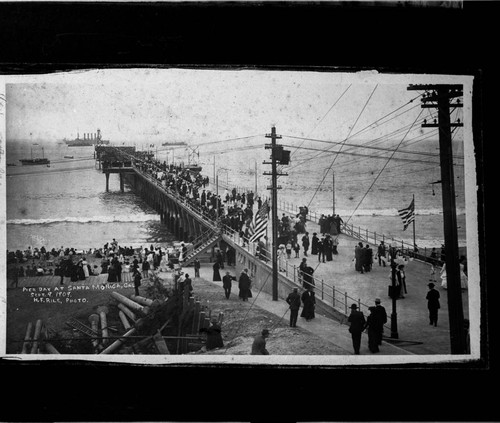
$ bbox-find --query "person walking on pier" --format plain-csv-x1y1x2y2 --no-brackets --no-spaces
238,268,252,301
300,286,316,321
377,241,387,267
364,307,380,353
222,271,236,299
354,242,364,274
311,233,319,255
299,258,307,287
302,232,310,257
212,260,222,281
286,240,292,259
426,282,440,327
286,287,301,328
373,298,387,346
363,244,373,272
293,241,300,258
396,264,407,298
194,258,200,278
317,237,325,263
347,304,366,355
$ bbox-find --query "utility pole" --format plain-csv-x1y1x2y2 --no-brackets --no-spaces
332,171,335,216
254,160,258,197
264,126,290,301
408,84,466,354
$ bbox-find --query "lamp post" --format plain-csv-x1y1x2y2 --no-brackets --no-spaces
389,245,399,339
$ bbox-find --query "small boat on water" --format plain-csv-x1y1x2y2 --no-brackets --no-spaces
64,155,74,159
19,146,50,166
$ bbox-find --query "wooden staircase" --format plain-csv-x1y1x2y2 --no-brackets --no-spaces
181,230,222,267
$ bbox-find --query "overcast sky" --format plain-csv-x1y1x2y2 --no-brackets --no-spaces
2,68,471,147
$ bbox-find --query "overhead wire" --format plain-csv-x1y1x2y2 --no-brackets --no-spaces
280,93,424,175
343,107,425,226
305,84,380,209
289,84,352,160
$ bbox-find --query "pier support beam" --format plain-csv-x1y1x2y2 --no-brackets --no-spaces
105,172,110,192
120,173,124,192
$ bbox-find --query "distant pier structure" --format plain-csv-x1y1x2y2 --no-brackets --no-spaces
94,145,213,243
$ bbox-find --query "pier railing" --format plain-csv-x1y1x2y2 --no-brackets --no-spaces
120,155,438,323
130,164,371,318
219,223,375,319
276,200,443,267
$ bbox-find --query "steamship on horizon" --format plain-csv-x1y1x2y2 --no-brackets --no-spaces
64,129,110,147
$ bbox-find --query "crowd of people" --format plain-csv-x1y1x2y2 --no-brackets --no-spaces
6,237,188,288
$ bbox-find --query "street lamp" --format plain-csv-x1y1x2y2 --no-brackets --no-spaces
389,245,399,339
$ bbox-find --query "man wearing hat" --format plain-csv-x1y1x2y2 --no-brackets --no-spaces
251,328,270,355
426,282,440,327
347,304,366,355
373,298,388,346
286,287,302,328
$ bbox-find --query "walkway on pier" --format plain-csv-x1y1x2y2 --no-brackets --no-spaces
194,263,413,356
92,149,469,355
267,218,470,355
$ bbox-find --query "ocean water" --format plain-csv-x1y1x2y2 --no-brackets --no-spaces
5,137,469,253
6,141,174,252
194,137,468,250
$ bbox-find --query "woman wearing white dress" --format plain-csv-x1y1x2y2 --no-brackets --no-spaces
460,262,468,289
440,263,467,289
82,258,90,278
440,263,447,289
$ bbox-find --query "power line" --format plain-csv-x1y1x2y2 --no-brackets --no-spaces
282,144,440,165
306,84,380,209
280,94,424,175
344,108,425,226
282,134,460,159
289,84,352,160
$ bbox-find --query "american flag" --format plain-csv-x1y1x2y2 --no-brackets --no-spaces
249,200,269,243
398,198,415,231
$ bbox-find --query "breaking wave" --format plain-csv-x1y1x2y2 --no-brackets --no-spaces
7,215,161,225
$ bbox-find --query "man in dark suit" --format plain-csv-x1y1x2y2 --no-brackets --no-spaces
286,288,302,327
373,298,388,346
347,304,366,354
426,282,440,326
302,232,310,257
193,258,200,278
222,271,236,299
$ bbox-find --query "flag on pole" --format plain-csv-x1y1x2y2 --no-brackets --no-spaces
249,200,269,243
398,198,415,231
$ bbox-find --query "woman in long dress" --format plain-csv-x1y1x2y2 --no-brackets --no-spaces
213,261,221,281
300,287,316,321
82,258,90,278
460,262,468,289
238,268,252,301
440,263,447,289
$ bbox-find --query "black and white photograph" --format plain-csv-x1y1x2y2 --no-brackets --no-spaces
1,68,483,365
